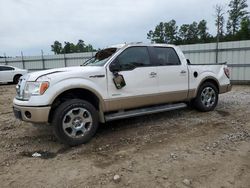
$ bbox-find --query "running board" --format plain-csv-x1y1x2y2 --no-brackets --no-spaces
105,103,187,122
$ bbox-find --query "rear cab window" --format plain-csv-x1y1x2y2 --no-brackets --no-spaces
152,47,181,66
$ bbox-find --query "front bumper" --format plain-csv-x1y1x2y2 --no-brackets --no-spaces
13,104,51,123
219,84,232,94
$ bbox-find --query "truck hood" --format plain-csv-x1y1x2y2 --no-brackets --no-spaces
27,66,105,81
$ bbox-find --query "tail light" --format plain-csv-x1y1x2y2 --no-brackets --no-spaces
224,67,230,78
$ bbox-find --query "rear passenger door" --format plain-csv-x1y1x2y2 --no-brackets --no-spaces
150,47,188,102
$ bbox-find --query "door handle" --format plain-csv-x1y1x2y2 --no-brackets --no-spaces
150,72,157,76
149,72,157,78
180,70,187,74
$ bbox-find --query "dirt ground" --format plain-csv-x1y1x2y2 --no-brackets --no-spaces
0,85,249,188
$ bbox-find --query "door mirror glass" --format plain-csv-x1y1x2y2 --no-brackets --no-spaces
186,59,191,65
113,74,126,89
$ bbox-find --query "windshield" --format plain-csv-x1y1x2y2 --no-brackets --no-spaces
83,48,117,66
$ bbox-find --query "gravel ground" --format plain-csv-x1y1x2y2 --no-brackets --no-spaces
0,85,249,188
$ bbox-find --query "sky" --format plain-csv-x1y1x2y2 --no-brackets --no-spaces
0,0,250,56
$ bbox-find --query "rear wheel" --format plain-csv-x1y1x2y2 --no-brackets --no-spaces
193,82,218,112
52,99,99,146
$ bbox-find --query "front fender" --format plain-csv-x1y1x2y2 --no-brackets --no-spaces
49,78,107,109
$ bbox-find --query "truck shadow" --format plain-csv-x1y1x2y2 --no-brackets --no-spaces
18,106,232,162
17,109,188,159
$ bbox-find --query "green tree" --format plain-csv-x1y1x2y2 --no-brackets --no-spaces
179,22,199,44
163,20,179,44
62,42,70,53
147,20,179,44
147,22,165,43
198,20,211,42
62,42,76,54
178,24,189,43
69,43,76,53
76,40,86,52
51,41,62,54
189,22,199,42
85,44,94,52
236,17,250,39
51,40,95,54
215,4,225,39
227,0,249,35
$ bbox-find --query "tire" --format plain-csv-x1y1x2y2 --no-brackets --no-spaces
13,75,21,84
193,82,218,112
52,99,99,146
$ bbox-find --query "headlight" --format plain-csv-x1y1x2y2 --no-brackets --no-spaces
23,81,49,100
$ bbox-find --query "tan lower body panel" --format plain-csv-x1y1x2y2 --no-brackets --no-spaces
104,90,188,112
189,84,232,99
13,104,51,123
187,89,196,99
219,84,232,94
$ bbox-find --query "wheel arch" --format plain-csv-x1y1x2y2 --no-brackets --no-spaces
48,87,106,123
13,74,22,83
194,77,220,97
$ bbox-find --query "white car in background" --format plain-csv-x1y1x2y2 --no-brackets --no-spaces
0,65,28,84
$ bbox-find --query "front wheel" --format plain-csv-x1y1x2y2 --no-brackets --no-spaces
192,82,218,112
52,99,99,146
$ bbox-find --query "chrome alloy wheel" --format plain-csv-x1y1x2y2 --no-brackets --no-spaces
201,87,216,108
62,107,93,138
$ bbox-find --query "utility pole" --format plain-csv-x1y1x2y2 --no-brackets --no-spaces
214,4,225,64
4,53,7,65
41,50,45,70
21,51,25,69
216,17,220,64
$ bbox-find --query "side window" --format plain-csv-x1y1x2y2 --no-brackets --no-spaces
0,66,14,71
154,47,181,66
116,47,151,70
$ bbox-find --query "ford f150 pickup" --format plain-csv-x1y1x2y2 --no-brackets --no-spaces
13,43,231,146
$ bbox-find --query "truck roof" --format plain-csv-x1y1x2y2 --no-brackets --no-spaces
108,42,177,49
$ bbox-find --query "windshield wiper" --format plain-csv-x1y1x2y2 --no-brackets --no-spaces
81,56,95,66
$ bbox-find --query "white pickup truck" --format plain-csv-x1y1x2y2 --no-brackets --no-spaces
13,43,231,146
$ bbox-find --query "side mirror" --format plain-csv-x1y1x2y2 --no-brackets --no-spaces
109,61,121,72
186,59,191,65
113,74,126,89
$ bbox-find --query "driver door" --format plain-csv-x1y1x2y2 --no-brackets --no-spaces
105,46,159,111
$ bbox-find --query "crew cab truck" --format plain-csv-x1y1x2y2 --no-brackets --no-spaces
13,43,231,146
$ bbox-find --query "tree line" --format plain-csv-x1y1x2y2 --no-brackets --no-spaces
51,40,96,54
50,0,249,54
147,0,250,45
